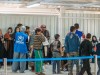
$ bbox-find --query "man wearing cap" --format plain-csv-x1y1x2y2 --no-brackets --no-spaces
41,25,50,64
41,25,50,41
12,25,28,73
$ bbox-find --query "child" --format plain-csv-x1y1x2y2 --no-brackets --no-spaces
61,46,68,71
28,49,35,72
52,34,62,74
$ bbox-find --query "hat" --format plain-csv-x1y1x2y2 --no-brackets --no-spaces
41,25,46,28
20,26,26,32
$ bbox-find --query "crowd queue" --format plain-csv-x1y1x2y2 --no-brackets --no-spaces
0,23,100,75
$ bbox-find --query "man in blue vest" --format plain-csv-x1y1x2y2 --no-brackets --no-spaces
12,25,28,73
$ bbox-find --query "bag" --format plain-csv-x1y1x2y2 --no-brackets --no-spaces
52,40,61,50
42,37,49,46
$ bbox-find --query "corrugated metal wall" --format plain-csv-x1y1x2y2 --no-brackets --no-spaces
0,14,58,41
62,13,100,40
0,13,100,43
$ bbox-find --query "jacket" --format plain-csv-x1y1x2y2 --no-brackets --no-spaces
14,32,28,53
75,30,83,39
79,39,92,56
65,32,80,53
43,30,50,40
96,43,100,56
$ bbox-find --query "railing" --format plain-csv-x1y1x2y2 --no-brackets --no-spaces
1,55,99,75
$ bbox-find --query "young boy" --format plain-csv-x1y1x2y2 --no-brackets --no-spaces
79,33,92,75
52,34,62,74
61,46,68,71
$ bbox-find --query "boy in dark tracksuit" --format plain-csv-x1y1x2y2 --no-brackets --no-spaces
96,40,100,75
79,33,92,75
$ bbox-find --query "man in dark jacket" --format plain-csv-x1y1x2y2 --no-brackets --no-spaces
79,33,92,75
96,38,100,75
65,26,80,75
41,25,50,64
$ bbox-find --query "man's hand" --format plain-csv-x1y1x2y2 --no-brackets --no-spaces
29,45,33,50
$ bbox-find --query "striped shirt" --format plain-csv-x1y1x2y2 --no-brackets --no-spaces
33,34,45,50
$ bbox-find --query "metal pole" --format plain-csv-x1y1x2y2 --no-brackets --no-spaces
58,6,65,44
4,58,7,75
94,55,97,75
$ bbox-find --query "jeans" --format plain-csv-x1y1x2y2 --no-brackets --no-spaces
97,60,100,75
52,51,61,73
52,60,60,73
12,52,26,73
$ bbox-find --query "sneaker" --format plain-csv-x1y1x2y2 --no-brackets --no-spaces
31,70,34,72
53,72,56,74
12,71,17,73
12,70,18,73
57,72,62,74
63,68,67,71
19,71,24,73
39,72,45,75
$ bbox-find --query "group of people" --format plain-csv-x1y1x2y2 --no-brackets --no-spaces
65,23,100,75
0,23,100,75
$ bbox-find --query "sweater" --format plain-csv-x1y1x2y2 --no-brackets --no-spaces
33,34,45,50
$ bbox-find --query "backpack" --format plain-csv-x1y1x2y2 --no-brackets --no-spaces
51,40,61,51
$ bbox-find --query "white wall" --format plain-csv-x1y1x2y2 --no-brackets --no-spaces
0,14,58,42
62,13,100,40
0,13,100,44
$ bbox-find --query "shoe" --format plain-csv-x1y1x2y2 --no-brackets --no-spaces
40,72,45,75
35,72,38,75
68,73,73,75
19,71,24,73
37,72,45,75
57,72,62,74
31,70,34,72
53,72,56,74
12,70,18,73
12,71,17,73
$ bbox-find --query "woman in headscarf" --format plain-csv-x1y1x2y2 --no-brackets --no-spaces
4,27,13,65
91,35,98,63
92,35,98,54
